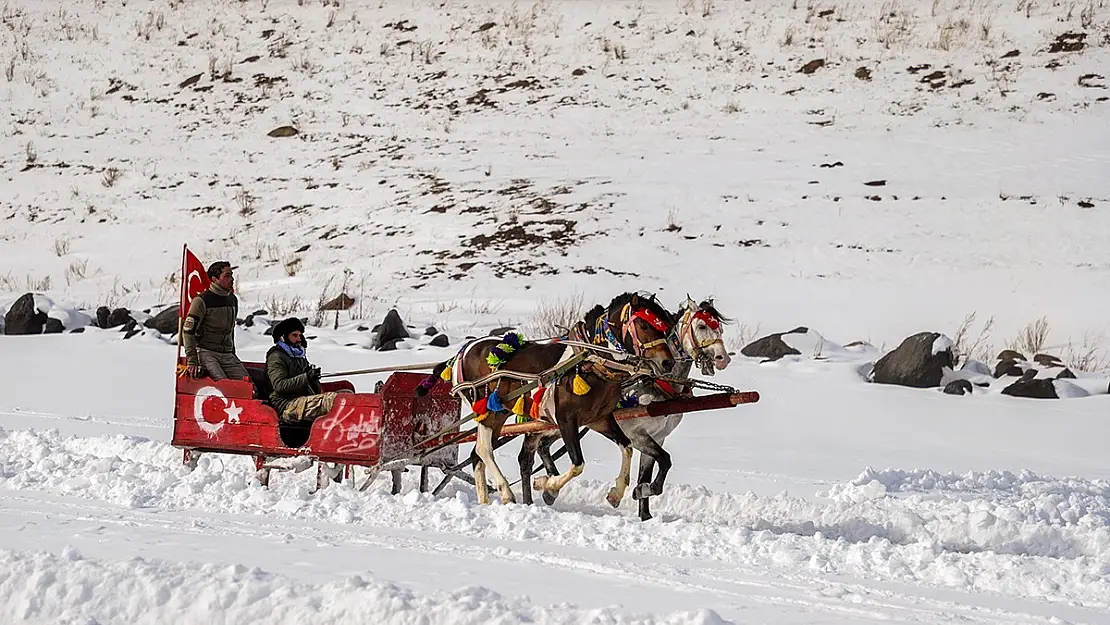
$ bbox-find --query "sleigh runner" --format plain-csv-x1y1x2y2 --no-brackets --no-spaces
170,244,760,513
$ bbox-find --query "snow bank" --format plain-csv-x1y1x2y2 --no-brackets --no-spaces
2,427,1109,608
0,548,724,625
774,328,878,362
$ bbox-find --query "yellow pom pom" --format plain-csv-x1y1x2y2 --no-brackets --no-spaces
572,373,591,396
511,394,526,416
440,366,452,381
474,411,488,423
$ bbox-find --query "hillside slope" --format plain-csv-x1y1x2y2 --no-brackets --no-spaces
2,0,1110,343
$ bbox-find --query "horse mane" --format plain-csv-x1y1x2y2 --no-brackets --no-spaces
696,299,732,325
606,291,677,328
582,304,607,333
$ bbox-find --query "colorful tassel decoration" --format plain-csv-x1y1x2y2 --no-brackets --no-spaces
487,332,528,369
486,390,505,413
572,373,591,396
529,387,545,419
440,366,452,381
472,397,488,416
512,394,526,416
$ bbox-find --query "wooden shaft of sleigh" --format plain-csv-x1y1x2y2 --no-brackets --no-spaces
434,391,760,446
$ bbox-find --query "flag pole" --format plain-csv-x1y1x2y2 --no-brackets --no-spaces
176,244,186,362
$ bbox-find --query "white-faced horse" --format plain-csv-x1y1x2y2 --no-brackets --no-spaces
618,296,732,520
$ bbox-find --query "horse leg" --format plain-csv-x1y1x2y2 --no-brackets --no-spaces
631,434,671,502
586,414,634,508
532,416,586,496
536,436,560,506
473,456,489,505
475,422,516,504
636,449,658,521
517,434,539,505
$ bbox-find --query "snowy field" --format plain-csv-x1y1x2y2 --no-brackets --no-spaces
3,0,1110,622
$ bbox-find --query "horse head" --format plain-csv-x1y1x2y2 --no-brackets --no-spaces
676,295,732,376
585,293,678,377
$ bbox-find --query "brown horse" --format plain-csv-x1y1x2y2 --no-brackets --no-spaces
515,292,681,507
416,293,676,508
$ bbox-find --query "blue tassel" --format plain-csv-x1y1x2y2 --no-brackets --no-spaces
502,332,523,349
619,396,639,409
486,389,505,413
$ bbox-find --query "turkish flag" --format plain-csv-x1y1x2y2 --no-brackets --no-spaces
180,246,209,319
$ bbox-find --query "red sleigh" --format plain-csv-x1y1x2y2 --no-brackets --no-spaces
170,246,462,491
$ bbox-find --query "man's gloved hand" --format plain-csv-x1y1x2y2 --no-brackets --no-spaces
186,361,201,378
307,365,322,382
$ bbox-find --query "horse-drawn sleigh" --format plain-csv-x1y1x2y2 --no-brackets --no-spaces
171,246,760,520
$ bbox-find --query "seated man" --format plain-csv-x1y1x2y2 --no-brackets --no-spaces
183,261,248,381
266,317,339,422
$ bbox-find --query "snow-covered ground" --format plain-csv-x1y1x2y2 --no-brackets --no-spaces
3,0,1110,622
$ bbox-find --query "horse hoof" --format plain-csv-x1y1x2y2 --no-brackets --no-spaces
633,484,652,500
639,512,653,522
542,490,557,506
532,476,548,491
606,488,623,508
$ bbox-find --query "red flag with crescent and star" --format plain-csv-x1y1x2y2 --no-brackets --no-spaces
180,245,209,320
176,245,210,367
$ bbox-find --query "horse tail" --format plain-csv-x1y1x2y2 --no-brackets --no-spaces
414,360,450,397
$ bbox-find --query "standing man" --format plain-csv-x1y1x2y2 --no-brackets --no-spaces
182,260,248,381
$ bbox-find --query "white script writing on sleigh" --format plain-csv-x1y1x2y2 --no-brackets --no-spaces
317,402,382,455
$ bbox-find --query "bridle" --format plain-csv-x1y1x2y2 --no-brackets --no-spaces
571,302,677,378
668,305,726,376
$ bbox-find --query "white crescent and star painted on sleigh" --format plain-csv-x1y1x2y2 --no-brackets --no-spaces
193,386,242,436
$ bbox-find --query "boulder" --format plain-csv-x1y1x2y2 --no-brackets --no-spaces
319,293,355,311
741,326,808,362
44,318,65,334
107,308,132,328
96,306,110,329
377,338,402,351
430,333,450,348
3,293,48,335
943,379,973,395
868,331,956,388
1001,377,1057,399
1033,353,1063,367
997,349,1027,362
145,305,181,335
994,358,1027,378
425,326,438,336
372,309,410,350
121,319,141,340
